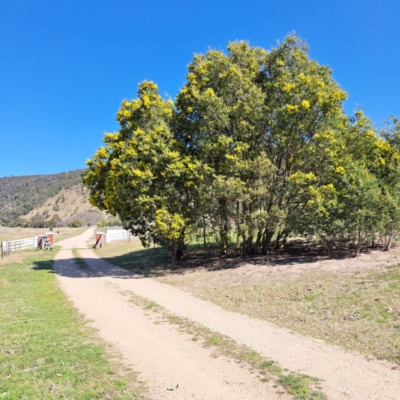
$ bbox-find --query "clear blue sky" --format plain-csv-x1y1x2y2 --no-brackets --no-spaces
1,0,399,177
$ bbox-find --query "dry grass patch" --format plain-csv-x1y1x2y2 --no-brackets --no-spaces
158,263,400,364
53,227,88,242
0,228,49,242
0,227,87,243
23,184,100,221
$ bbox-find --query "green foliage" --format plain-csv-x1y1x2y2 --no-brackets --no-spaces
68,219,83,228
96,218,121,227
84,34,400,258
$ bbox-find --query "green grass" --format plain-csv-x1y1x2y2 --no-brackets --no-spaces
279,375,326,400
94,240,169,277
128,293,325,400
0,250,146,399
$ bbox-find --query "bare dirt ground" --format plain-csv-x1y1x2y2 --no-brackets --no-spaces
54,229,400,399
55,229,287,399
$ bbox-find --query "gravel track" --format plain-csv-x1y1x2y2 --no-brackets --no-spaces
54,229,286,399
54,228,400,399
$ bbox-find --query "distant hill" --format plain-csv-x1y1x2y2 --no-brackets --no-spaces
22,183,105,227
0,169,87,226
0,169,121,228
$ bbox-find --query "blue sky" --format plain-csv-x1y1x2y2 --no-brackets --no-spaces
0,0,399,177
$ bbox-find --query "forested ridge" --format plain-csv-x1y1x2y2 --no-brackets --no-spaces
0,169,86,226
83,35,400,261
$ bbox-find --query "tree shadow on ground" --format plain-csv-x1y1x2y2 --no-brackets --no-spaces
31,242,379,280
32,259,55,273
98,241,375,278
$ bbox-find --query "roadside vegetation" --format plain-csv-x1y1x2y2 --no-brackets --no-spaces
95,239,400,365
0,248,146,399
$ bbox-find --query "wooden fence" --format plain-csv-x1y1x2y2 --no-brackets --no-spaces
1,236,38,258
106,229,132,243
94,229,132,248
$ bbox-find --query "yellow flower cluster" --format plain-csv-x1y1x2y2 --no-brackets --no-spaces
286,104,298,112
204,88,215,97
283,83,295,92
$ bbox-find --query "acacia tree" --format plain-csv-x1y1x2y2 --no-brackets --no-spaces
378,116,400,250
83,81,204,261
84,35,400,260
174,35,348,254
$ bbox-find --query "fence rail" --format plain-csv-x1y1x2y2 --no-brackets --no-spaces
106,229,132,243
1,236,38,258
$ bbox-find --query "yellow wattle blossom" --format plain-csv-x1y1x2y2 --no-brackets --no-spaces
301,100,310,109
297,73,311,83
374,140,391,151
276,60,285,66
366,130,375,138
142,95,150,107
335,166,345,174
283,83,295,92
332,90,347,101
96,147,108,159
204,88,215,97
286,104,298,112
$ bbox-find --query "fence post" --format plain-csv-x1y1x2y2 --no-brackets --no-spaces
1,241,3,259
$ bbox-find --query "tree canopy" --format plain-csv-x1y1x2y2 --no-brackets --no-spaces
84,34,400,261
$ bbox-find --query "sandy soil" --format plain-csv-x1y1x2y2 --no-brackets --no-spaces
55,228,287,399
54,229,400,399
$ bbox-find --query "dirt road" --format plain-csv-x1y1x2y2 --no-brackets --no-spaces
54,229,400,399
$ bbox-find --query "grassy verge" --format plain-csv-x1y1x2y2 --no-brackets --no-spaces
94,240,169,276
159,264,400,365
127,293,326,400
0,250,147,399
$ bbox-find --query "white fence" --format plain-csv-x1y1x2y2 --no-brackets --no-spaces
106,229,132,243
1,236,38,257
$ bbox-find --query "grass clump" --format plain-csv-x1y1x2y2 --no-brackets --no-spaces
127,292,325,399
0,250,146,399
278,375,326,400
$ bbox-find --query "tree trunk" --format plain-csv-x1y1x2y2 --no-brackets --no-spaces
384,235,393,251
262,230,274,254
171,241,177,265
